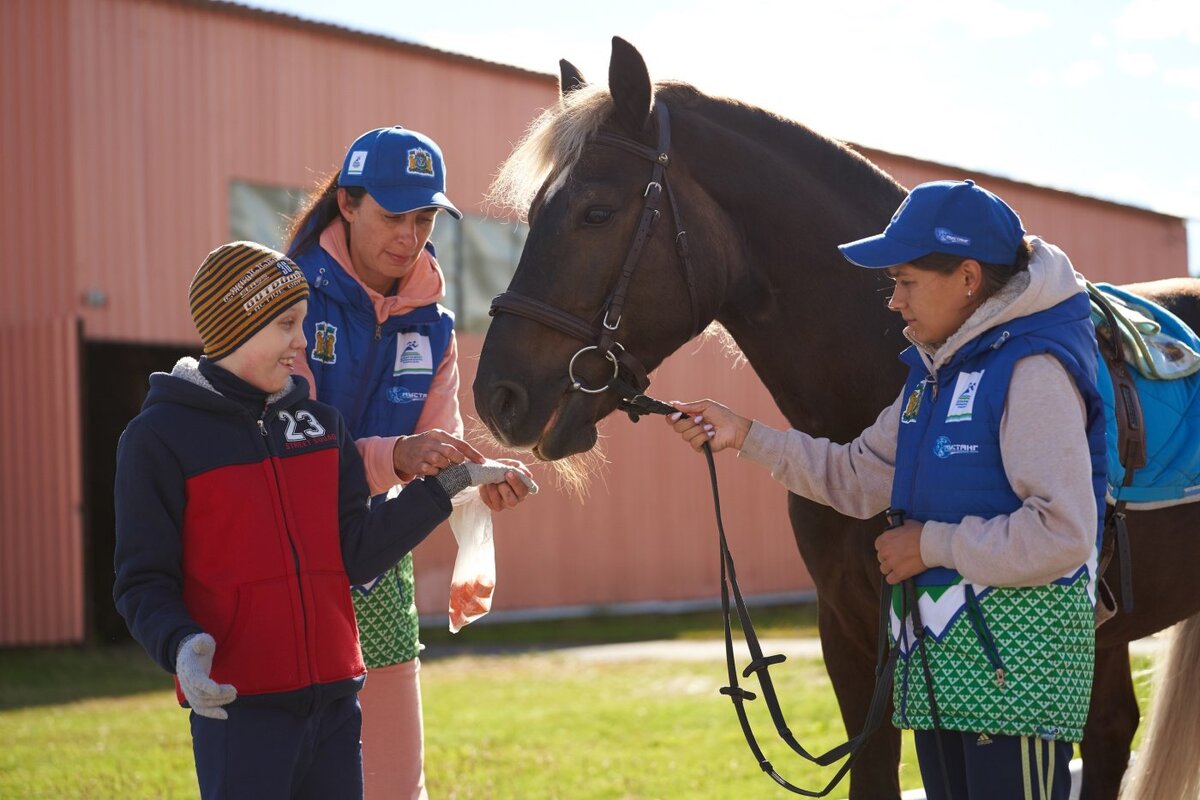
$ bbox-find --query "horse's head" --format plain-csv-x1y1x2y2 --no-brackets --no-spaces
476,38,731,460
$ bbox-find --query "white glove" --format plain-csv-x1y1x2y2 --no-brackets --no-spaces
176,633,238,720
436,458,539,498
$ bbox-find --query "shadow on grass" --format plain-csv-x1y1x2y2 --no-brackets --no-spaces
0,603,822,708
420,602,821,654
0,644,174,711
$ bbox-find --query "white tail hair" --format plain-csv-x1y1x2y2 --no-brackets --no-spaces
1121,612,1200,799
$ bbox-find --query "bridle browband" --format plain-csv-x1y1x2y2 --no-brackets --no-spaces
488,100,701,415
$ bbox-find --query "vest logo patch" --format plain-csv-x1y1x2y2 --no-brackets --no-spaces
946,369,984,423
407,148,435,176
394,332,433,376
312,322,337,364
934,435,980,459
387,387,428,404
901,380,926,424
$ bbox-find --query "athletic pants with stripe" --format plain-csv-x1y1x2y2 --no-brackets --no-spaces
915,729,1073,800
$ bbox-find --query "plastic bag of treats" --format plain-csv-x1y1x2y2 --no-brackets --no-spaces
447,488,496,633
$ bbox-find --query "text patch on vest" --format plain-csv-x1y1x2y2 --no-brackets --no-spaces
394,333,433,376
947,369,985,423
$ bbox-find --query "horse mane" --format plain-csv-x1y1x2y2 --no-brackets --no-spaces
488,83,616,217
488,81,902,220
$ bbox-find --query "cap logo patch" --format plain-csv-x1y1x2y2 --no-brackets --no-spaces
347,150,368,176
407,148,435,177
935,227,970,246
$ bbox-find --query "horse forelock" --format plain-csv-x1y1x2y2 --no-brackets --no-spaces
488,84,617,218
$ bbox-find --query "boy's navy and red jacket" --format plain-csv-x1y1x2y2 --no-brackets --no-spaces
113,357,451,708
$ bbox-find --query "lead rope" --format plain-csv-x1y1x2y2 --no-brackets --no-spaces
621,389,902,796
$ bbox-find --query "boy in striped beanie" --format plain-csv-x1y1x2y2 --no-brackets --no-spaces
189,241,310,363
114,240,529,798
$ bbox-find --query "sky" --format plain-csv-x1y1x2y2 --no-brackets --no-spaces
243,0,1200,274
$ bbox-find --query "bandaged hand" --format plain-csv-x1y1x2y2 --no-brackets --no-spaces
436,458,539,498
176,633,238,720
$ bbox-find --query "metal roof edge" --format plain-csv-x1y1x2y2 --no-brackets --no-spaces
851,142,1187,223
152,0,558,85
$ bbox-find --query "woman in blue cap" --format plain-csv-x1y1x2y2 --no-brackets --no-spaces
667,180,1105,799
286,126,534,799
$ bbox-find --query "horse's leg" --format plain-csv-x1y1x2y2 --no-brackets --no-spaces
1080,644,1137,800
817,597,902,800
790,498,901,800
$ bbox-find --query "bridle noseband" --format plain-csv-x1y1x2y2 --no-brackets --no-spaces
488,100,700,415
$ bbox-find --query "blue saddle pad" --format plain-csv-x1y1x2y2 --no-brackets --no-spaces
1094,285,1200,506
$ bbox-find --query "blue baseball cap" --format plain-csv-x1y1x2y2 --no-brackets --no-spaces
838,180,1025,268
338,126,462,219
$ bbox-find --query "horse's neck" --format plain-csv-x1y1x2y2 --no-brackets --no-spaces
718,280,906,440
680,99,909,438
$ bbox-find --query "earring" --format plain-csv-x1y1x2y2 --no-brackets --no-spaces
967,289,974,298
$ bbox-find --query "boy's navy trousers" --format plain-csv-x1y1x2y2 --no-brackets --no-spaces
190,690,363,799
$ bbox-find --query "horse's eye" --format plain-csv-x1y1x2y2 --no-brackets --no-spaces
584,207,614,226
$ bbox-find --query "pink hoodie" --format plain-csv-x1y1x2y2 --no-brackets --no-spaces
293,220,463,494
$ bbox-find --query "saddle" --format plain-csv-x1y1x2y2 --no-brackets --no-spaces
1088,283,1200,624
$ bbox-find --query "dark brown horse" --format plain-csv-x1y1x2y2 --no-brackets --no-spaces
474,37,1200,799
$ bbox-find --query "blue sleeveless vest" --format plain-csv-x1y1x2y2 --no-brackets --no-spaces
294,244,454,440
887,291,1107,740
892,291,1107,584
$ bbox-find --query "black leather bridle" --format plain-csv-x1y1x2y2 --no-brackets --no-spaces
489,100,701,416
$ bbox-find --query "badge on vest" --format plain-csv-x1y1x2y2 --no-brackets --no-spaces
901,380,926,424
394,332,433,376
311,322,337,364
946,369,984,423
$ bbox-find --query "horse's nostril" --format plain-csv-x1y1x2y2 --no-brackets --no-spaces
489,380,528,430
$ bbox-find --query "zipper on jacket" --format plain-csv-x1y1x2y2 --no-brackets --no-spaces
963,585,1007,690
346,325,385,434
257,406,314,683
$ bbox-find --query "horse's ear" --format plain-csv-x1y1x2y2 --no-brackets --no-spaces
608,36,652,133
559,59,586,98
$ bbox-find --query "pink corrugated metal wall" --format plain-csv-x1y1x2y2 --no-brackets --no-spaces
0,321,84,644
1,0,1192,641
69,0,556,346
1,0,86,644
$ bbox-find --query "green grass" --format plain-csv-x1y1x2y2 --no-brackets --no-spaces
418,602,821,649
0,610,1158,799
422,651,914,799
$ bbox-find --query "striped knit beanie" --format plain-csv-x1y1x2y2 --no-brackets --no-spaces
188,241,309,360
